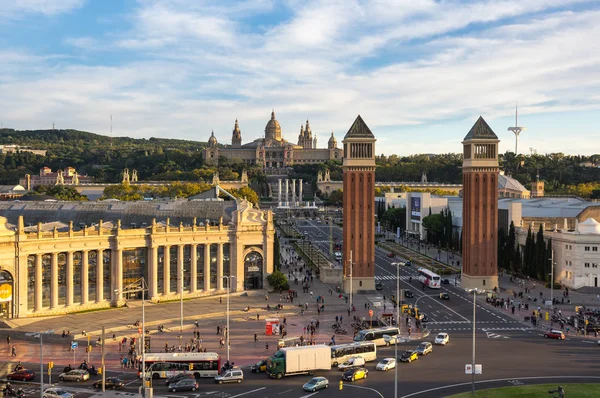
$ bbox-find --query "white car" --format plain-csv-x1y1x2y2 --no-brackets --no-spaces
383,334,408,346
337,356,365,370
376,358,396,371
43,388,73,398
435,332,450,345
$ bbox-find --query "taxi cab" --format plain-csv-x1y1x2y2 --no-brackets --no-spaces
341,367,368,381
400,350,419,363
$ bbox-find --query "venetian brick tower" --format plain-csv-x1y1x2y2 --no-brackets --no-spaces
343,115,376,292
462,116,500,290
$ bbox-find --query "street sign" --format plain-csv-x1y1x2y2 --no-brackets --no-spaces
71,341,78,350
465,364,482,374
369,309,373,317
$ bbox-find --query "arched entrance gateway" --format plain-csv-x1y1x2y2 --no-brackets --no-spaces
244,251,263,290
0,271,14,319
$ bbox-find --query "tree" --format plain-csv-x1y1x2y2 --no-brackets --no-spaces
34,185,88,201
545,239,553,283
227,186,260,206
266,269,289,291
422,213,444,245
328,189,343,206
535,225,546,280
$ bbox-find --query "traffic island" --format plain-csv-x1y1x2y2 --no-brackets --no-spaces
447,383,600,397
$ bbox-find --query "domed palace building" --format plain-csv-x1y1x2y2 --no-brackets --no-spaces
203,110,343,170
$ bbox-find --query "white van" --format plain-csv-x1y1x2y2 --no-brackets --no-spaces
337,357,365,370
214,368,243,384
334,252,342,261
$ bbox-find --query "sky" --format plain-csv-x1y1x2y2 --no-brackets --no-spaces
1,0,600,156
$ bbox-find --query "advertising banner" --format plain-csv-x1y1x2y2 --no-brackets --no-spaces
410,197,421,221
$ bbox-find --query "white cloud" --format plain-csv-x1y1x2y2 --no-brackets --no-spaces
0,0,84,19
1,0,600,156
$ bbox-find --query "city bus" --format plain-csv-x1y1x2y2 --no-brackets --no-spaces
353,326,400,347
138,352,221,379
330,342,377,367
278,336,304,348
417,268,441,289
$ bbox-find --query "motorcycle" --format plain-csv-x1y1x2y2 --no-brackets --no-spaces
16,389,25,398
2,385,16,396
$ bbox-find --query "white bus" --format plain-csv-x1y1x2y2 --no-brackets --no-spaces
418,268,441,289
353,327,400,347
330,342,377,367
138,352,221,379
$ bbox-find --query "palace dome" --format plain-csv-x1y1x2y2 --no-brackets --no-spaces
208,131,218,147
265,110,282,141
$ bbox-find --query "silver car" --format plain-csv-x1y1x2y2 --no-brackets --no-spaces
43,388,73,398
58,369,89,382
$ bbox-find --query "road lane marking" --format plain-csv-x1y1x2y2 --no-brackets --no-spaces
399,375,600,398
229,387,267,398
278,390,293,395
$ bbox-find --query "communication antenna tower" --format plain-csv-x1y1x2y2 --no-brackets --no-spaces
507,103,526,155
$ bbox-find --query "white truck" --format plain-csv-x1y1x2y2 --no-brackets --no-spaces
267,345,331,379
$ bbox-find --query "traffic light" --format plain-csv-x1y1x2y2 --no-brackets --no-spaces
97,367,102,375
144,335,151,353
339,381,343,390
48,362,54,369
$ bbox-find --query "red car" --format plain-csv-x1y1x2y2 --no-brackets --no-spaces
387,252,395,258
544,330,565,340
8,368,36,381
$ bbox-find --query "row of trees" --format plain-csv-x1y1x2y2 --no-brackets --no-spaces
421,209,461,252
498,221,553,283
101,182,260,205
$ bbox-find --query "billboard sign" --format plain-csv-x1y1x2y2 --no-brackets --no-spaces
410,197,421,221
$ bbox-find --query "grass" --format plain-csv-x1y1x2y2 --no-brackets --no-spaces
447,383,600,398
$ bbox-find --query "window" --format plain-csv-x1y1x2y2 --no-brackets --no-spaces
594,263,599,268
585,263,590,268
594,247,598,252
565,244,568,249
585,246,590,251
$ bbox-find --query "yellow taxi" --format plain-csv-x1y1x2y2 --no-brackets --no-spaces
341,367,368,381
400,350,419,363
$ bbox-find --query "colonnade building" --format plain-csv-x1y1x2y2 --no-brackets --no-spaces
0,194,274,319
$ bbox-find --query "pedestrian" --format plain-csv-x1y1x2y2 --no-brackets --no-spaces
11,345,16,357
335,315,339,323
283,317,287,325
220,297,222,304
265,342,269,350
408,326,412,337
217,325,220,335
254,333,258,342
331,335,336,345
6,335,10,345
257,313,260,321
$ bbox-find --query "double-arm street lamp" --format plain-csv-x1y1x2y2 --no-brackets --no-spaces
222,275,236,363
466,287,485,396
390,262,403,398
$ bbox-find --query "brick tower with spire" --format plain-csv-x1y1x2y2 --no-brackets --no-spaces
342,115,376,292
461,116,500,290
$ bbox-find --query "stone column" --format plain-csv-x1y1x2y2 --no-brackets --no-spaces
204,244,210,291
66,251,74,307
278,179,282,203
35,254,43,312
164,246,171,295
81,250,89,305
299,179,303,204
292,179,296,206
96,249,104,302
115,249,123,301
177,244,184,294
149,246,158,298
285,179,289,205
190,244,198,292
217,243,224,290
50,253,59,309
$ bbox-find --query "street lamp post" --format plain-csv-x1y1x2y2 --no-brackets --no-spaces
222,276,236,363
466,288,485,396
391,262,401,398
117,278,148,397
348,251,353,311
550,250,555,311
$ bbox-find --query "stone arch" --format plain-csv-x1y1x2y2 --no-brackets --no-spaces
242,248,264,290
0,270,15,319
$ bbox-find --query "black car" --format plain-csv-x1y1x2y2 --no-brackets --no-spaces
165,373,195,385
92,377,124,390
442,279,450,285
405,261,412,266
169,378,199,392
375,282,383,291
404,290,414,298
250,359,267,373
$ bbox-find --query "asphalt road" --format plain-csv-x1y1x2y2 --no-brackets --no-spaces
5,218,600,397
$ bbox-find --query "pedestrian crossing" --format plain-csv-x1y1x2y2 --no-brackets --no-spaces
426,326,533,333
427,320,522,325
375,275,414,281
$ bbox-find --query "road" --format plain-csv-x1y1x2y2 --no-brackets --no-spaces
4,218,600,397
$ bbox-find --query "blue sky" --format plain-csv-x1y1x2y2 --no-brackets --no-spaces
1,0,600,156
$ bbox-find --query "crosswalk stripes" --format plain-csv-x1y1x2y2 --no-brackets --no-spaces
375,275,413,281
485,331,510,339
